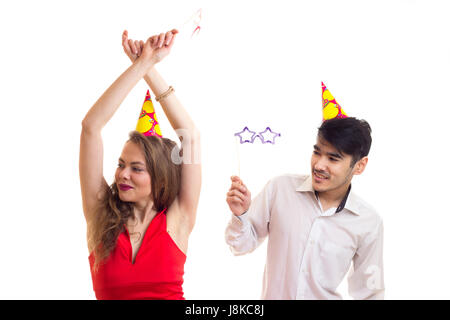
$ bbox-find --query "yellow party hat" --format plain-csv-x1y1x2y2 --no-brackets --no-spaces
136,90,162,137
322,82,348,121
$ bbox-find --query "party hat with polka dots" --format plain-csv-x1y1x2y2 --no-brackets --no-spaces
322,82,348,121
136,90,163,137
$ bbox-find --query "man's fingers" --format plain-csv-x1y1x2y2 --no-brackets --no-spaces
230,181,247,193
230,175,243,185
227,189,246,201
231,196,243,205
229,184,246,192
227,195,243,205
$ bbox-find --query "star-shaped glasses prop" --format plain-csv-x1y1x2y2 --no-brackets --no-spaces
256,127,281,144
234,127,281,144
234,127,257,143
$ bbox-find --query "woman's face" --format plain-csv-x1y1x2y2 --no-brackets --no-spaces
115,141,151,205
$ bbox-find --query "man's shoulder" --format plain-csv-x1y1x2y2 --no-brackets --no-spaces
350,191,383,223
350,192,384,247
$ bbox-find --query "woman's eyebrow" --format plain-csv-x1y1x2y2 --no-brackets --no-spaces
118,158,145,166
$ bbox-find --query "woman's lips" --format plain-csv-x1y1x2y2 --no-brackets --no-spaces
119,184,133,191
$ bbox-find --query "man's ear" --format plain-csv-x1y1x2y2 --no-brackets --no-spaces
353,156,368,175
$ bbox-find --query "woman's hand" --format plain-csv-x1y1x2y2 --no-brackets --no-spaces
122,29,178,65
122,30,143,62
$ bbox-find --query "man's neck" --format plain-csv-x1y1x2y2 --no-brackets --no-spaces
316,183,351,212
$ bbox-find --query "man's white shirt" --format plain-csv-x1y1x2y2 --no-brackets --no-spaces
225,174,384,300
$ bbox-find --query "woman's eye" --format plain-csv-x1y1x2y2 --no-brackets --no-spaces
313,151,320,155
133,167,143,172
117,163,124,168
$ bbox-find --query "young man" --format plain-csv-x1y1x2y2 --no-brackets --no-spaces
225,117,384,300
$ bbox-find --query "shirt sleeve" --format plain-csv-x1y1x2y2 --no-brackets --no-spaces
347,218,385,300
224,179,273,256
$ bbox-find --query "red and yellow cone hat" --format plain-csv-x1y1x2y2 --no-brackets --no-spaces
136,90,163,137
322,82,348,121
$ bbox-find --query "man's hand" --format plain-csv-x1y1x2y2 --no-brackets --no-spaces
226,176,251,216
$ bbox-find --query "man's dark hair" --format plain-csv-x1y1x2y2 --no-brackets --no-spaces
318,117,372,166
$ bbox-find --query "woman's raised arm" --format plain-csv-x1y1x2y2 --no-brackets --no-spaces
80,35,164,222
123,30,201,231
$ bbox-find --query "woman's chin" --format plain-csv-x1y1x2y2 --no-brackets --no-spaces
118,192,134,202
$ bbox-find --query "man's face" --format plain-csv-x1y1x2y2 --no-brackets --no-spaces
310,137,357,194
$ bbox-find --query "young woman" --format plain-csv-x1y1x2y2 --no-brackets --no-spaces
79,29,201,299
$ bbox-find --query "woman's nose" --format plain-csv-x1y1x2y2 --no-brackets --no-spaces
118,167,130,180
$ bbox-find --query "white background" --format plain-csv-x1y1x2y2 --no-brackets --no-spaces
0,0,449,299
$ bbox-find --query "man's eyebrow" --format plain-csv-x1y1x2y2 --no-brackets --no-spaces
327,152,343,159
314,145,343,159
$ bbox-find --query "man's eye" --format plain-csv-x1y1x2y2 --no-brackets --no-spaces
329,157,338,162
313,151,320,155
118,163,124,168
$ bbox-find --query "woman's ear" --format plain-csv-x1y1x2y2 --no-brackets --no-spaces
353,156,368,175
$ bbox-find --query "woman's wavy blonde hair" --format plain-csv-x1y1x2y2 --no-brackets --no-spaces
88,131,182,272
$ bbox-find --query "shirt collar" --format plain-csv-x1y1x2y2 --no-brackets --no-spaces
296,175,360,216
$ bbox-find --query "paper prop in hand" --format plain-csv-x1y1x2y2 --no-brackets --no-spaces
322,82,348,121
179,8,202,39
136,90,163,137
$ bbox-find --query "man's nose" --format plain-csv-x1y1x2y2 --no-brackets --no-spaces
314,157,327,172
